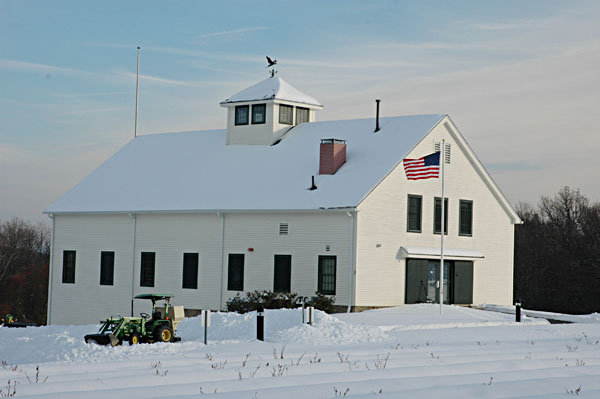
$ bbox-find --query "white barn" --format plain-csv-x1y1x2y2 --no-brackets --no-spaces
45,76,521,325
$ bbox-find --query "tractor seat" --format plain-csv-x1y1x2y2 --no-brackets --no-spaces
152,311,162,320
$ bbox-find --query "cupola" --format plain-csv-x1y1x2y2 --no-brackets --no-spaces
220,76,323,145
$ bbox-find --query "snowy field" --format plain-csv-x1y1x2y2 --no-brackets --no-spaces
1,304,600,398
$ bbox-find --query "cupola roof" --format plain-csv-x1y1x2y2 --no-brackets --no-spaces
220,76,322,107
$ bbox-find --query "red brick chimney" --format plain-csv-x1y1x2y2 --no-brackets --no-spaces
319,139,346,175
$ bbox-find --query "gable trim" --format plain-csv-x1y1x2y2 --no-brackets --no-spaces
357,115,521,224
441,117,521,224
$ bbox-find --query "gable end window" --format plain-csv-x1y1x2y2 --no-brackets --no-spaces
407,195,422,233
140,252,155,287
62,250,76,284
434,197,448,235
235,105,249,125
296,107,309,124
182,253,199,289
279,104,293,125
459,200,473,236
251,104,266,124
100,251,114,286
318,255,336,295
228,254,244,291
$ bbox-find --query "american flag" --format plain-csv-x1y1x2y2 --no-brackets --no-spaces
403,151,440,180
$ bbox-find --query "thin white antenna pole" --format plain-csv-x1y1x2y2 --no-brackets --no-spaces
440,139,445,315
134,46,141,138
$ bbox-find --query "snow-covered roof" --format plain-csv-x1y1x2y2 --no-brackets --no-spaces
220,76,322,107
45,114,444,214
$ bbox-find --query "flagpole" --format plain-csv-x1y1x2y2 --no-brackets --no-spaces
440,139,445,315
134,46,140,138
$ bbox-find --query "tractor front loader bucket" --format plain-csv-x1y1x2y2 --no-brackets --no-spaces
84,333,120,346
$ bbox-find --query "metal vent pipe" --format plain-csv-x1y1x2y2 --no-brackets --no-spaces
375,99,381,132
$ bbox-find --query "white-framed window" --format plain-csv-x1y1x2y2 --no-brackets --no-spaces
235,105,249,125
279,104,293,125
296,107,309,124
252,104,266,124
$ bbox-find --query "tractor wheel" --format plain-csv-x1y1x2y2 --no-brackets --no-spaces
155,325,173,343
129,333,140,346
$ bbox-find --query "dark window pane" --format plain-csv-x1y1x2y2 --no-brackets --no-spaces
100,251,114,286
318,256,336,295
235,105,249,125
62,250,76,284
434,198,448,234
140,252,155,287
182,253,199,289
252,104,266,124
407,195,422,232
228,254,244,291
279,104,293,125
296,107,309,124
460,200,473,236
274,255,292,292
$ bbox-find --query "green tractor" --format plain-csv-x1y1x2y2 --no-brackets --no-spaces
84,294,184,346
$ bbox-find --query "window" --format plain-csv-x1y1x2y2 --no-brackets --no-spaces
434,197,448,234
100,251,114,286
407,195,422,232
296,107,309,124
279,223,288,236
140,252,155,287
274,255,292,292
251,104,266,124
182,253,199,289
318,256,336,295
235,105,249,125
279,104,293,125
62,250,76,284
459,200,473,236
228,254,244,291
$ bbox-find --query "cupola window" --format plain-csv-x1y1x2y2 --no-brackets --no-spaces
235,105,249,125
252,104,266,124
296,107,309,124
279,104,293,125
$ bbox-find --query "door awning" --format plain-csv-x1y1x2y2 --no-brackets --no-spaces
400,246,484,259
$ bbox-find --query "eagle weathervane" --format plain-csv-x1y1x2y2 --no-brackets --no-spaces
266,56,278,77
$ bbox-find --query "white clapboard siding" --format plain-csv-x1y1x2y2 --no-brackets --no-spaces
221,212,352,308
49,211,353,324
355,118,515,307
49,214,134,325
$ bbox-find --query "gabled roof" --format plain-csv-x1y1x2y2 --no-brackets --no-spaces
220,76,322,107
45,114,444,214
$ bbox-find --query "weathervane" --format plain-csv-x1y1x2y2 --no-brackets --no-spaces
266,56,278,77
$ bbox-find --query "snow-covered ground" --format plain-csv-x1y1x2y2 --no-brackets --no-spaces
1,304,599,398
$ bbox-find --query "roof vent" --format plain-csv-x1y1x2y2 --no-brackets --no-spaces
375,99,381,132
435,142,451,164
309,175,318,191
279,223,289,236
319,138,346,175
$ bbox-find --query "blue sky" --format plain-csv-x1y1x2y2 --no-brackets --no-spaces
1,0,599,222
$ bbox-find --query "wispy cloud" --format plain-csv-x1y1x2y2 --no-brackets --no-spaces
0,58,94,77
195,26,268,39
469,22,530,31
110,69,193,86
55,91,131,98
62,106,128,116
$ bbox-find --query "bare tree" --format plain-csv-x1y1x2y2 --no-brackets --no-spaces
0,218,50,324
514,187,600,314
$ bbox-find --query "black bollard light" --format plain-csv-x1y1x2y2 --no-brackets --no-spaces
515,300,521,323
257,306,264,341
